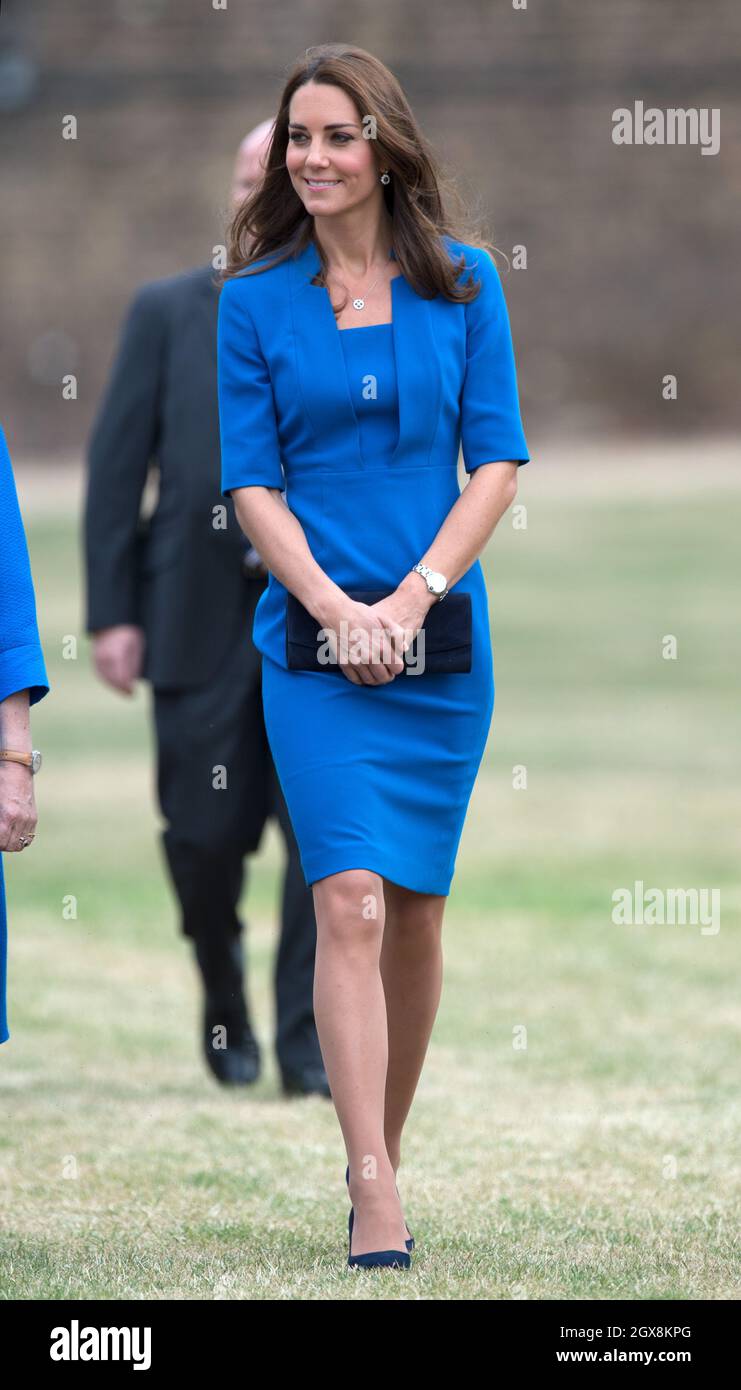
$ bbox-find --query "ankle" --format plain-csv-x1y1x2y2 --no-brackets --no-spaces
348,1166,398,1207
385,1146,401,1178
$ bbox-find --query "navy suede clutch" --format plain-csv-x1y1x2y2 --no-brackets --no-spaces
285,589,472,675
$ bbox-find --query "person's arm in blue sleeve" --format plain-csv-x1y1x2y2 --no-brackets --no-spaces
396,248,529,600
459,247,530,473
0,423,49,708
217,278,286,497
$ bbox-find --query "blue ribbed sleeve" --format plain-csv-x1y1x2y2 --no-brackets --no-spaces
0,423,50,707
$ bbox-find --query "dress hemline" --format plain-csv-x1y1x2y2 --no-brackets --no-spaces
301,848,453,898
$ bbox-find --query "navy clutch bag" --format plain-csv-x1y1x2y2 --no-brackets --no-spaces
285,589,472,675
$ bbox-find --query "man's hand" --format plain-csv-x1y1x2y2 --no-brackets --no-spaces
92,625,145,695
243,545,269,578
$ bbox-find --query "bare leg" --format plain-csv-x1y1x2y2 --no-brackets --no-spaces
312,868,407,1256
380,880,445,1190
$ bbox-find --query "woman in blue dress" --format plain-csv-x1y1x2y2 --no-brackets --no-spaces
0,422,50,1045
217,44,529,1269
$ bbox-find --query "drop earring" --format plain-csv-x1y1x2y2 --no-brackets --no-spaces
380,170,391,185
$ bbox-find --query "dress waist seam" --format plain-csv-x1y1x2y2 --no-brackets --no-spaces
285,461,459,479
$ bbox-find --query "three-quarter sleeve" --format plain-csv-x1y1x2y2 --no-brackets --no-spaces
0,424,49,707
217,277,285,496
459,248,530,472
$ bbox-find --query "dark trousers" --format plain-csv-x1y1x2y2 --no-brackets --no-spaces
151,582,322,1073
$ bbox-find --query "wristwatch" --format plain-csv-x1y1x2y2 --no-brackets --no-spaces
410,562,449,601
0,749,43,774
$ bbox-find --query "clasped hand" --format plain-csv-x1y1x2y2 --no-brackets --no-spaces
322,587,430,686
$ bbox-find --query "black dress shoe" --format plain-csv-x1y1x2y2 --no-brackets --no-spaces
280,1064,332,1098
193,932,260,1085
203,1012,261,1086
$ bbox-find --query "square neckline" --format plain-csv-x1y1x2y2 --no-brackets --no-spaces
332,265,403,333
337,321,394,333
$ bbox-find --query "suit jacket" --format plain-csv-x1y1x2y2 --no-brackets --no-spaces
84,264,257,689
217,234,530,670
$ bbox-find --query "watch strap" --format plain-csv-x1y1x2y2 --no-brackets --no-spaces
411,562,449,601
0,749,41,773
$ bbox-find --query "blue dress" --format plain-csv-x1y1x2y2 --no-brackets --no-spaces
0,423,50,1043
217,234,529,895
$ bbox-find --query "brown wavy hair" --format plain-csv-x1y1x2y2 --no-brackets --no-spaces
217,42,503,310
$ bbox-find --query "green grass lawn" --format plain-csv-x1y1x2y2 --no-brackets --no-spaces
1,454,739,1299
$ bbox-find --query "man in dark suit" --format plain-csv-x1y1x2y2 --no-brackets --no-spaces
83,122,330,1098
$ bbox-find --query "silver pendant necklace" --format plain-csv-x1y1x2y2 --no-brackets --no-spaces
328,249,393,312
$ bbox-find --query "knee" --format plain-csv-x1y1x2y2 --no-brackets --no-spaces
314,868,384,948
389,897,444,944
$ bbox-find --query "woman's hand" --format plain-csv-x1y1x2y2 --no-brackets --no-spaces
367,585,432,655
0,763,37,853
364,576,436,680
317,594,409,686
317,578,434,686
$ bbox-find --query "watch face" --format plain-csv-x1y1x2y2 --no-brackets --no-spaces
428,571,446,594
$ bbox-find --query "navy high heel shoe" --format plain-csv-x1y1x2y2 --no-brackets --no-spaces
347,1210,411,1270
345,1165,415,1257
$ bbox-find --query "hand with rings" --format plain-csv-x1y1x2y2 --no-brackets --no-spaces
0,762,39,854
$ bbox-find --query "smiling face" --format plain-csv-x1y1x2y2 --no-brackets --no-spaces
285,80,383,219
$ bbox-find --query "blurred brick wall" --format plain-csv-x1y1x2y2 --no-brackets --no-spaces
1,0,739,454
